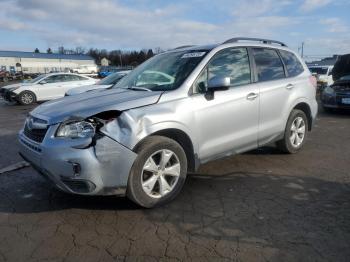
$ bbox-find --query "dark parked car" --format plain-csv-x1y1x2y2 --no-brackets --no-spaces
321,54,350,110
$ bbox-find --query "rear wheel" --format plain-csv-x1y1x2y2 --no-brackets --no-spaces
277,109,308,154
127,136,187,208
18,91,36,105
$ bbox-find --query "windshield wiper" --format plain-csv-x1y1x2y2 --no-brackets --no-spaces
124,86,152,92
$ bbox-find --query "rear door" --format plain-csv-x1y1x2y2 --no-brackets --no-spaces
253,48,303,146
62,75,93,94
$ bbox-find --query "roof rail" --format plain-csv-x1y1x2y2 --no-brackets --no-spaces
222,37,287,47
173,45,196,50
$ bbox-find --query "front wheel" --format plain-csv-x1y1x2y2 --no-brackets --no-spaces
127,136,187,208
18,91,36,105
277,109,308,154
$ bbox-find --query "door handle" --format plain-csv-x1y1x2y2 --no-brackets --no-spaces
246,92,258,100
285,84,294,90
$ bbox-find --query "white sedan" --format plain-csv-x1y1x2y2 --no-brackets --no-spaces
0,73,97,105
65,70,130,96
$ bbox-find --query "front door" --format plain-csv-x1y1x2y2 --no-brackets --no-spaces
190,47,259,163
36,75,67,100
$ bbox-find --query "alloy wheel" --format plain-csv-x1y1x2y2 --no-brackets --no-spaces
290,116,306,147
141,149,181,198
21,93,34,104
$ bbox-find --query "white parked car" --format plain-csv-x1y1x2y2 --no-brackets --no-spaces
308,65,334,88
65,70,130,96
72,65,98,74
0,73,97,105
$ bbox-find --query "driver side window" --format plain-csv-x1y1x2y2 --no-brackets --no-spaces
194,48,251,93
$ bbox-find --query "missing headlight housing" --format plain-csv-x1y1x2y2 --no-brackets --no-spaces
56,121,96,139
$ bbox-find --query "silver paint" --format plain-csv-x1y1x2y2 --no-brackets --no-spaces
19,42,318,196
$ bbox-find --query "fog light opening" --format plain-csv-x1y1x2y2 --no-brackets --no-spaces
69,162,81,177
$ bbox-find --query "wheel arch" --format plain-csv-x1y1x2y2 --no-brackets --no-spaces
133,128,197,172
17,89,37,103
292,102,313,131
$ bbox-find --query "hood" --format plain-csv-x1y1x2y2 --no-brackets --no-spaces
66,84,111,96
332,54,350,82
30,88,163,125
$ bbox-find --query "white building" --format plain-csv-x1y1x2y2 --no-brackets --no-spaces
101,57,110,66
0,51,96,74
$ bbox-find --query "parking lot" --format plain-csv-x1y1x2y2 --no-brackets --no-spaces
0,88,349,261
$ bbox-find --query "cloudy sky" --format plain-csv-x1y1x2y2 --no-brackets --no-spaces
0,0,349,58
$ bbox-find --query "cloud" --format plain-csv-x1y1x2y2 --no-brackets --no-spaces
231,0,292,17
0,0,301,49
300,0,333,12
305,37,350,55
0,0,348,57
320,18,348,33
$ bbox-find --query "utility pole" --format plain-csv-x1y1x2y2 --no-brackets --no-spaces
301,42,304,58
119,53,123,67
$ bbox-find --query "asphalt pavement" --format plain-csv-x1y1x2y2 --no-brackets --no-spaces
0,93,349,261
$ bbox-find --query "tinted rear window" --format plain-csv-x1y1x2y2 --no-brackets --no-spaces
252,48,285,82
279,50,304,77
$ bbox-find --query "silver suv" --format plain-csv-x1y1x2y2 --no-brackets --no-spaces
19,38,318,208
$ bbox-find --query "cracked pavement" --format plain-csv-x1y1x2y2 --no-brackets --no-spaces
0,96,349,261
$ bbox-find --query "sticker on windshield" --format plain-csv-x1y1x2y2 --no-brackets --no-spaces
181,52,206,58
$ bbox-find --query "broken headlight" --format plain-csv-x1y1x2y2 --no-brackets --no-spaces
56,121,95,139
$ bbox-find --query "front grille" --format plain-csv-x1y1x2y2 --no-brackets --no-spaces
20,137,42,152
23,117,48,143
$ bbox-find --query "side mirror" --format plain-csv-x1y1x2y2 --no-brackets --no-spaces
39,80,47,85
207,76,230,92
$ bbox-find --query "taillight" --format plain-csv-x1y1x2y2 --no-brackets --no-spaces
309,75,317,89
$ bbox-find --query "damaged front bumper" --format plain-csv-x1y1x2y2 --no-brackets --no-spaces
18,124,137,196
0,89,18,102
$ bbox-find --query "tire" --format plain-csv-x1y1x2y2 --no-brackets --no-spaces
18,91,36,105
277,109,308,154
127,136,188,208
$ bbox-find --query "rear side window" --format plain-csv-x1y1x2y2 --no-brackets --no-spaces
279,50,304,77
44,75,66,83
252,48,285,82
77,75,88,81
67,75,87,81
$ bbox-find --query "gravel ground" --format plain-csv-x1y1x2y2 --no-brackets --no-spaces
0,88,349,261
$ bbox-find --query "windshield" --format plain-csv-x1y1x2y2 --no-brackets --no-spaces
99,72,127,85
26,74,47,84
115,50,208,91
339,75,350,81
309,67,328,75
